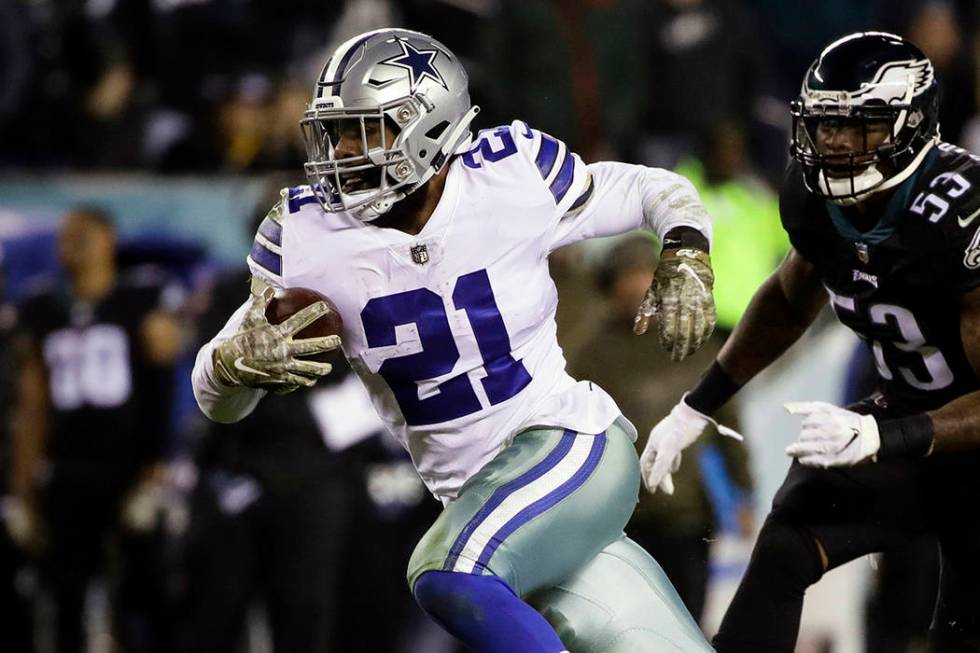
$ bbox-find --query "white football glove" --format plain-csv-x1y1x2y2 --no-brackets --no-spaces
640,395,743,495
213,287,341,392
784,401,880,467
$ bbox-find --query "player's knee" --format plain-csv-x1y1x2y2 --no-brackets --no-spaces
413,570,511,619
414,571,455,617
751,518,824,589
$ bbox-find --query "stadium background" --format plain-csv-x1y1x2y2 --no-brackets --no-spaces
0,1,974,651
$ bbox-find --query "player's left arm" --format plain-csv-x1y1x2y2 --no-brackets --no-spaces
548,157,716,360
924,285,980,452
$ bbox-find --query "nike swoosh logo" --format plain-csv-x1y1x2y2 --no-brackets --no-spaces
959,207,980,228
234,357,270,377
837,428,861,454
677,262,707,293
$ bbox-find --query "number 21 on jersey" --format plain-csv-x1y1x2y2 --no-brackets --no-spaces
361,269,532,426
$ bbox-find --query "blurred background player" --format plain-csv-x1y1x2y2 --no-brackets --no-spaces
11,208,181,653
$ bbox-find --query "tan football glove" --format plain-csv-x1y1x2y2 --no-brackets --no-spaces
212,287,341,392
634,248,716,361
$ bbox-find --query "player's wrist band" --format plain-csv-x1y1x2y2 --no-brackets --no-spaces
662,226,709,252
684,361,741,416
876,414,935,458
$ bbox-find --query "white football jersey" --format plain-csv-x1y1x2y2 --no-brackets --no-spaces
194,120,711,502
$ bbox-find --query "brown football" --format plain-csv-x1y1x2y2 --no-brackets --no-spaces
265,287,343,363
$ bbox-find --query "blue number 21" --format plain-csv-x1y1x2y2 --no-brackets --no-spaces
361,269,532,426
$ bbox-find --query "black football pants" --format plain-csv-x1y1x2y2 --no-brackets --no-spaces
714,396,980,653
181,469,350,653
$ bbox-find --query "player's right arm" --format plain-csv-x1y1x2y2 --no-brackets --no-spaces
641,247,826,494
192,282,339,423
191,195,340,424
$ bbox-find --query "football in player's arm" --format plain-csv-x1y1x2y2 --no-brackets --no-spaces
642,32,980,652
193,28,718,653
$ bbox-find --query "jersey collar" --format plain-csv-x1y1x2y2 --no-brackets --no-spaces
824,147,939,244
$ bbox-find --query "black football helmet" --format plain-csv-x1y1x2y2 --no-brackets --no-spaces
790,32,940,205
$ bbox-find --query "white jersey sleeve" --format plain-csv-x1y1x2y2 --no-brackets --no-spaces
246,191,290,287
506,121,712,252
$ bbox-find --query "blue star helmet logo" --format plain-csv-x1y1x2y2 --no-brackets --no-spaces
380,38,448,92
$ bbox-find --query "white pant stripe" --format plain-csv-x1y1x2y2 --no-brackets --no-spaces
451,435,596,574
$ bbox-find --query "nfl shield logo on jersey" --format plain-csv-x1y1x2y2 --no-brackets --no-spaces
411,244,429,265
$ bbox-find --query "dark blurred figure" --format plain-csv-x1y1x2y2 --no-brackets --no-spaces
569,235,754,623
3,0,147,167
639,0,767,169
143,0,341,171
12,208,181,652
328,409,450,653
750,0,881,101
0,0,32,146
903,1,976,146
842,343,941,653
0,249,34,653
480,0,649,161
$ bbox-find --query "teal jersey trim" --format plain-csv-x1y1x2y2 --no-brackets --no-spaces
825,147,939,244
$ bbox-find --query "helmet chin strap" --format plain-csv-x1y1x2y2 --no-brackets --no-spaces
349,188,403,222
820,165,885,206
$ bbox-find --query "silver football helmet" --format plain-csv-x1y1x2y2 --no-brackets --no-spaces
301,28,479,221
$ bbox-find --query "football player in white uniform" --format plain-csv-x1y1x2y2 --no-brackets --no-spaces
193,28,717,652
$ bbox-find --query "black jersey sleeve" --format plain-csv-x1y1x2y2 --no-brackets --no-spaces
778,162,819,263
15,283,59,341
937,148,980,293
950,218,980,293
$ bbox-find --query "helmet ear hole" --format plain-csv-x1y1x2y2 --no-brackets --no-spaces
384,115,402,137
424,120,451,142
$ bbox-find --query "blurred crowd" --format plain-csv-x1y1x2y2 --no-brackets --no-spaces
3,0,980,177
1,0,978,651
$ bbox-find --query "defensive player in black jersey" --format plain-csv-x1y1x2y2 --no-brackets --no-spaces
640,32,980,652
12,208,181,652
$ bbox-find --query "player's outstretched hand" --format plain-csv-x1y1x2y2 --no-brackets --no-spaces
213,287,341,392
641,395,742,495
634,248,716,361
784,401,880,467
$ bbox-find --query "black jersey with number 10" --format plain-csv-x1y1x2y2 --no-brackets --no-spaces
17,275,173,465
